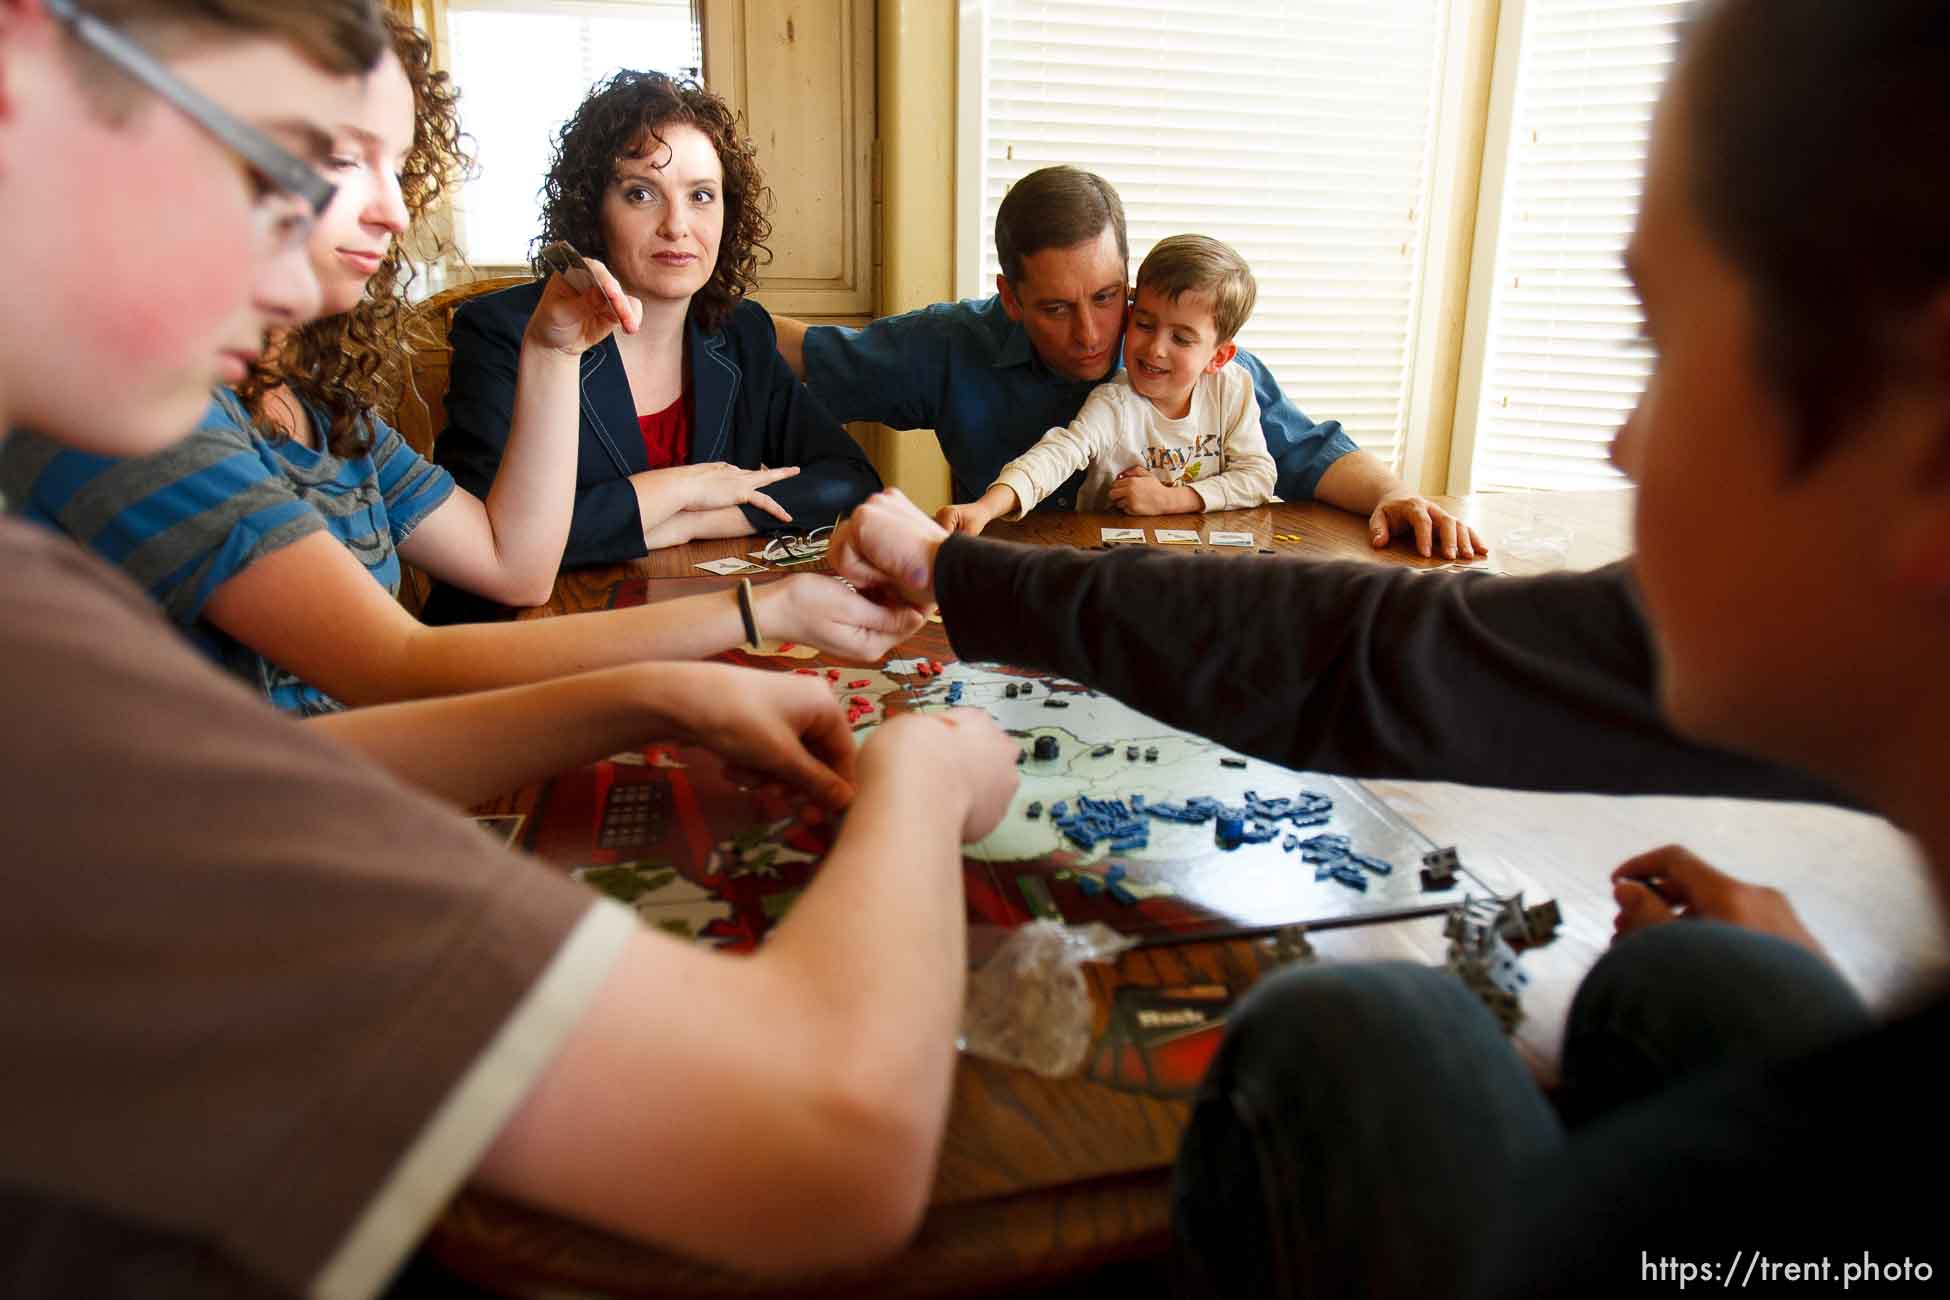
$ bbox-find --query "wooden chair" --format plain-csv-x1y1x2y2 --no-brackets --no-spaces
392,273,531,458
390,274,528,613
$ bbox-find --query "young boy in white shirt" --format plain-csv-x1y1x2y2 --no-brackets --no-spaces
939,234,1278,534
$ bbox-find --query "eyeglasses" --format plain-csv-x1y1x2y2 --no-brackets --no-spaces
46,0,337,251
761,525,834,567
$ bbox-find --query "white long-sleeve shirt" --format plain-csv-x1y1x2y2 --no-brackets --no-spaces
991,365,1278,516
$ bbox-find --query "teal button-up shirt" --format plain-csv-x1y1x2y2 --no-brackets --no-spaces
802,294,1357,504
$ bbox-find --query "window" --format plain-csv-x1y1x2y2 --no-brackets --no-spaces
964,0,1689,493
963,0,1450,472
447,0,700,268
1454,0,1686,490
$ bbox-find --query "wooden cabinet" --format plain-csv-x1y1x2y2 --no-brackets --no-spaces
702,0,876,321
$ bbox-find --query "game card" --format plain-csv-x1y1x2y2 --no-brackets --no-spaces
1101,527,1147,545
1154,529,1201,545
695,556,767,575
1207,531,1255,548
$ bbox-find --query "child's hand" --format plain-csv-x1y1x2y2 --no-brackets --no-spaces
861,708,1020,842
663,665,857,810
1109,468,1199,516
1611,845,1829,962
934,503,993,536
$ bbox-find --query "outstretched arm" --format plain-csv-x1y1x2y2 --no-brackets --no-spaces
406,259,644,603
1313,449,1487,561
307,660,863,809
827,489,1845,803
472,709,1020,1275
206,536,921,710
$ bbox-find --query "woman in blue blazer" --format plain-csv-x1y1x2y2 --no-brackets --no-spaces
434,70,881,589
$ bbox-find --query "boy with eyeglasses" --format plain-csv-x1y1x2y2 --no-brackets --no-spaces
1,3,1016,1294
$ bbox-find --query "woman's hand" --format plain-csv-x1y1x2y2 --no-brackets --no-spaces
522,254,643,355
758,574,926,663
676,462,801,523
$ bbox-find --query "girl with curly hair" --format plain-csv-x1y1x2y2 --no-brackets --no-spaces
3,25,916,716
428,70,882,621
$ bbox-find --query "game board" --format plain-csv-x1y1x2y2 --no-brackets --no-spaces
481,576,1528,1098
503,577,1501,956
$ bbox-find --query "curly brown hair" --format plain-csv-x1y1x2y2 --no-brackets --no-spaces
533,70,771,335
241,12,473,457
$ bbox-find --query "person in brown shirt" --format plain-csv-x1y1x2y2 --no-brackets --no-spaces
0,3,1017,1296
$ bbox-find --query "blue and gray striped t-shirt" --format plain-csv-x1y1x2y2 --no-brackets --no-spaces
1,390,454,715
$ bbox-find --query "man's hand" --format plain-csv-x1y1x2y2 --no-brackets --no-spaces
859,709,1020,842
1611,844,1829,961
523,254,643,355
1369,488,1486,560
667,665,858,810
759,573,927,663
828,488,949,612
1108,466,1200,516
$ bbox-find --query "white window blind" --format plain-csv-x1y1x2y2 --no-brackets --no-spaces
448,0,699,267
1464,0,1685,490
971,0,1449,472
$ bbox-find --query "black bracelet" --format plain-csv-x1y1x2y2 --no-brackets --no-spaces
736,577,762,649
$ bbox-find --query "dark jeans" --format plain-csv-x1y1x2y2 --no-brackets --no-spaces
1170,922,1871,1299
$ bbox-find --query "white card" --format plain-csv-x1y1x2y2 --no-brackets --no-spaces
696,556,767,575
1207,531,1255,548
1101,527,1147,544
1154,529,1201,545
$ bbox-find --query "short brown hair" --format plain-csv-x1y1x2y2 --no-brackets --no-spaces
63,0,386,116
1682,0,1950,474
994,166,1128,287
535,70,771,336
1136,235,1257,343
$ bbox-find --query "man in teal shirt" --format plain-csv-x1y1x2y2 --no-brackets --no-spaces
775,166,1483,559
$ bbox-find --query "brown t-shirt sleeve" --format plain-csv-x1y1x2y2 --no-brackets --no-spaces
0,519,633,1299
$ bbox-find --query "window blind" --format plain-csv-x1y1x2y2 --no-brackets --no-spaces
972,0,1449,471
1463,0,1685,491
447,0,700,267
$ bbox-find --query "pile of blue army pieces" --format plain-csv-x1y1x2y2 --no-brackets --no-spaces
1032,787,1396,894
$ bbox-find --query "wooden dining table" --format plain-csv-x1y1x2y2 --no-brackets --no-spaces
427,489,1940,1298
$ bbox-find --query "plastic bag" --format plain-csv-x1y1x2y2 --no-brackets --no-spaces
959,919,1137,1077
